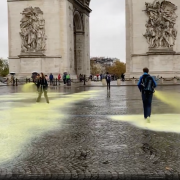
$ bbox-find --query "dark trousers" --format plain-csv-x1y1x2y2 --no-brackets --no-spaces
67,79,70,85
63,79,66,84
50,80,53,85
107,80,110,90
142,92,153,119
37,89,49,103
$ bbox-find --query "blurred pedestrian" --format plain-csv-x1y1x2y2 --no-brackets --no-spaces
66,74,70,86
58,74,61,85
36,72,49,103
63,73,66,84
106,72,111,91
49,73,53,85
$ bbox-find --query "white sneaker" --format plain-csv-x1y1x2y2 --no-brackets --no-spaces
147,117,150,123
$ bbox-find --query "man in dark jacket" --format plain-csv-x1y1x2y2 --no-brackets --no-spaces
106,72,111,91
137,68,157,121
36,73,49,103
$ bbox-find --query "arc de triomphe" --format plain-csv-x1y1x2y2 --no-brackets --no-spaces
7,0,180,78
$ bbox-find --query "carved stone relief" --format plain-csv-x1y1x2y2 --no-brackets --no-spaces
144,1,178,49
19,7,47,53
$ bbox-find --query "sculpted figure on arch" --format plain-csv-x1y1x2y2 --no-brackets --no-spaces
19,7,47,53
144,0,178,49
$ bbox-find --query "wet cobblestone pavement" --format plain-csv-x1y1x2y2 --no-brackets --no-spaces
0,85,180,180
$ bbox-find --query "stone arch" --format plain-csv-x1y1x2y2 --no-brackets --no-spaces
74,11,84,32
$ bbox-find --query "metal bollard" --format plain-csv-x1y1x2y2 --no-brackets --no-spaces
84,75,86,86
16,78,18,86
13,78,15,86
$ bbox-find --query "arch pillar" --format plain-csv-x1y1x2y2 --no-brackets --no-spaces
74,11,90,77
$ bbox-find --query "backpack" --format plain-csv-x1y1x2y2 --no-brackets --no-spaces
141,75,155,93
107,75,111,81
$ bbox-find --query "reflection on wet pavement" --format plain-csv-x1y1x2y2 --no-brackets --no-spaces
0,85,180,178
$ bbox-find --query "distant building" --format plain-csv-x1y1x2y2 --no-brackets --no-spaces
90,57,119,67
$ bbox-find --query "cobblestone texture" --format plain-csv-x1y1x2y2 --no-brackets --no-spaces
0,85,180,180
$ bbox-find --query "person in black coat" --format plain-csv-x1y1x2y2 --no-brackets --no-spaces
35,74,40,91
36,72,49,103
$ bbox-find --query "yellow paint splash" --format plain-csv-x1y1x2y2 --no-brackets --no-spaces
111,90,180,134
0,90,100,164
21,83,37,92
111,114,180,133
154,90,180,109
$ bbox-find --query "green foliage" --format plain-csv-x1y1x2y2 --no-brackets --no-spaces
106,61,126,78
0,58,9,77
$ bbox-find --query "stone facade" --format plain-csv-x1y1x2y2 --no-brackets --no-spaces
7,0,91,78
126,0,180,78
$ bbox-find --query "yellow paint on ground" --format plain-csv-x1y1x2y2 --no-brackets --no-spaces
111,114,180,134
111,90,180,134
154,90,180,110
0,90,100,164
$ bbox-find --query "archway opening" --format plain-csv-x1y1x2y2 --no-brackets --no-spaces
89,0,126,63
73,11,84,76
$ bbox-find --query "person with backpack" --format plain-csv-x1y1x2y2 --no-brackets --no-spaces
106,72,111,91
36,72,49,103
137,68,157,121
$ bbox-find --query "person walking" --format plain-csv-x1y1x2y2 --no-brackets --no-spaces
121,73,125,82
49,73,53,86
106,72,111,91
58,74,61,85
66,73,70,86
137,68,157,122
36,72,49,103
63,73,66,84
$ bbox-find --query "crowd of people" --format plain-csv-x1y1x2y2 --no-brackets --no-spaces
87,73,125,82
32,72,72,103
32,68,156,123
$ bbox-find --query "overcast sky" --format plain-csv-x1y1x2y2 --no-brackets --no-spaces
0,0,125,62
90,0,125,62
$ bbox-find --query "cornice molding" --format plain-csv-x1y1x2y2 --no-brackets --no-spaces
68,0,92,14
8,0,34,2
7,0,92,14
